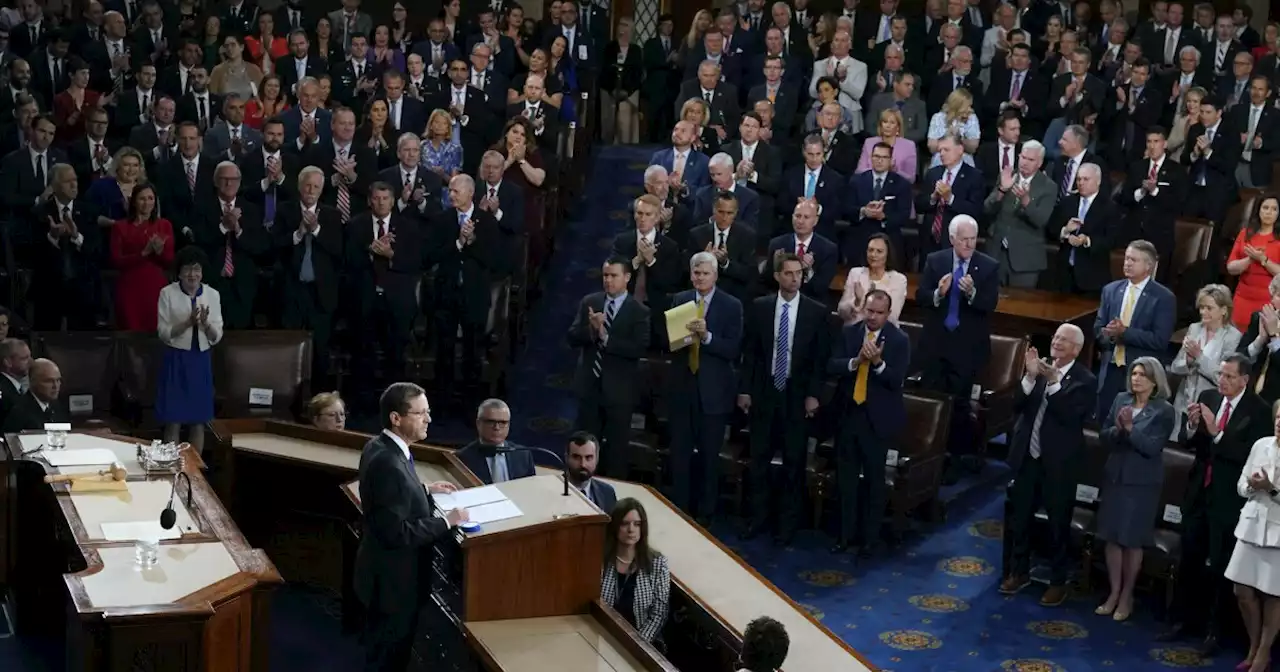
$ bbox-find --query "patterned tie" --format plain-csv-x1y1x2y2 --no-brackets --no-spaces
1113,284,1138,365
931,170,953,240
1060,158,1076,197
873,176,883,200
186,160,196,191
1027,378,1049,458
773,302,790,390
336,148,351,221
34,153,44,186
1011,72,1023,100
689,297,704,373
221,203,235,277
1002,145,1011,172
852,328,873,403
945,259,963,330
299,210,316,282
593,298,616,378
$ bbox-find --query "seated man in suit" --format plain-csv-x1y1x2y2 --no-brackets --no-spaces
565,431,618,514
2,358,69,432
455,399,537,484
762,199,838,300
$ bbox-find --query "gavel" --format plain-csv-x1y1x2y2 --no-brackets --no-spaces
44,465,128,484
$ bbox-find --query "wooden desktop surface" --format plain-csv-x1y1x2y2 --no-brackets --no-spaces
466,614,649,672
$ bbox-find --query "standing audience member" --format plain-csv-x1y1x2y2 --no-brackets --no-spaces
155,246,223,453
982,140,1056,288
32,164,99,331
1241,275,1280,405
278,166,343,387
1225,400,1280,672
1169,285,1242,438
110,183,173,332
1227,195,1280,331
1094,240,1177,421
1095,357,1176,621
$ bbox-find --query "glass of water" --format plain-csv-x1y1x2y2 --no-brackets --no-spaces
134,537,159,569
46,430,66,450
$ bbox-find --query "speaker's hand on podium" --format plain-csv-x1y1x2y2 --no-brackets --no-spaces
427,481,457,494
445,508,470,528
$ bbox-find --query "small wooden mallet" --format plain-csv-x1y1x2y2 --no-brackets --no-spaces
43,465,128,484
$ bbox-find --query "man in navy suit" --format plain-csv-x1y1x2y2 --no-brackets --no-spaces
1182,94,1240,226
565,431,619,514
649,120,710,192
829,289,909,557
692,152,760,226
455,399,538,484
779,135,844,240
378,71,427,135
915,215,1000,481
845,141,911,266
914,134,985,268
281,77,333,151
668,251,743,526
762,199,838,300
1093,239,1177,420
1001,324,1097,607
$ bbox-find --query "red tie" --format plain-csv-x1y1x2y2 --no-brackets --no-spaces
1207,401,1231,486
796,241,806,257
931,170,954,241
1148,161,1158,182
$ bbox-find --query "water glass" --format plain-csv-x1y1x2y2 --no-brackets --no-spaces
134,538,159,569
46,430,66,450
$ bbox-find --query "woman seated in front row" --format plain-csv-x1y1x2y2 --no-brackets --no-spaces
306,392,347,432
601,498,670,644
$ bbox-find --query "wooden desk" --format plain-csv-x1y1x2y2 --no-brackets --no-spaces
0,431,281,671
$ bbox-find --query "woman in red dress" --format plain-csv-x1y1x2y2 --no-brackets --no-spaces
110,183,174,332
53,58,108,145
244,12,288,75
492,117,550,270
244,74,290,130
1227,194,1280,331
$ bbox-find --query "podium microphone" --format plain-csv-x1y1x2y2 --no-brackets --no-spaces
160,472,192,530
494,445,571,496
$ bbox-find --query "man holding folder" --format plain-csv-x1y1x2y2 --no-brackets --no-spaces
667,251,743,526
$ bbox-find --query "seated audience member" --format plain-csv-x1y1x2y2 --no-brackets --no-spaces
1096,357,1176,621
156,247,224,453
565,431,618,513
2,358,69,433
110,183,174,332
1169,284,1242,439
737,615,790,672
837,233,907,325
601,498,670,643
0,338,31,421
455,399,537,484
307,391,347,431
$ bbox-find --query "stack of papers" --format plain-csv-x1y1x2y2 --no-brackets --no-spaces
433,484,524,525
43,449,120,468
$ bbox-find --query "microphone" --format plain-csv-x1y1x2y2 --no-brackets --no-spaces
160,472,192,530
491,444,571,497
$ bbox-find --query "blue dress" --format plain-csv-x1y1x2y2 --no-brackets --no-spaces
154,286,215,425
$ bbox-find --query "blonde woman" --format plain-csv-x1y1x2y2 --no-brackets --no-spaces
680,97,718,155
1169,284,1242,439
1167,86,1206,162
927,88,981,167
88,147,147,227
678,10,714,69
307,392,347,431
421,109,463,183
601,17,643,145
856,108,918,182
1226,400,1280,672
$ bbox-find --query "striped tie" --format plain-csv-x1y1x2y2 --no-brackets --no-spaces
185,161,195,192
221,203,234,277
773,302,789,390
593,299,616,378
335,148,351,222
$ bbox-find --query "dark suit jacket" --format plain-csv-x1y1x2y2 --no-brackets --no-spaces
65,136,122,188
1181,121,1242,193
30,197,101,290
505,102,562,152
344,211,421,316
426,86,494,174
280,106,334,150
275,54,327,98
1048,150,1110,199
926,71,984,118
762,233,838,300
779,164,845,236
983,68,1049,135
915,249,1000,376
828,320,910,439
1102,81,1166,168
423,207,501,325
455,441,537,484
1093,278,1177,367
301,142,377,216
0,147,69,220
975,140,1023,194
649,147,710,191
1051,192,1117,292
1047,72,1106,120
688,223,757,302
667,288,743,416
567,292,650,409
477,178,525,276
353,432,450,616
1182,389,1272,525
913,163,985,246
157,153,217,239
691,183,760,228
746,82,801,137
2,392,70,433
195,200,270,311
674,81,743,136
1007,360,1098,477
275,203,343,313
610,230,684,308
1116,156,1187,256
1225,101,1280,187
586,478,617,513
844,170,911,265
238,148,301,212
741,293,830,401
175,91,223,129
1239,311,1280,402
377,165,445,223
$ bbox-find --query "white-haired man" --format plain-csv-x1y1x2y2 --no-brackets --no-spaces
692,152,760,225
278,165,344,384
982,139,1055,288
199,160,268,329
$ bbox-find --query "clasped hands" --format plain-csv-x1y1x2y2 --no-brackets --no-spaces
370,232,396,258
187,303,211,328
457,220,476,247
1101,317,1127,340
1022,346,1059,383
1184,401,1224,436
936,272,974,298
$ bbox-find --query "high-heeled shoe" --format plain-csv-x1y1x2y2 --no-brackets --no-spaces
1095,602,1116,616
1112,607,1131,622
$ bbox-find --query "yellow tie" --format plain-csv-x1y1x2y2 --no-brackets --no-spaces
690,298,704,373
1113,285,1137,366
853,329,874,404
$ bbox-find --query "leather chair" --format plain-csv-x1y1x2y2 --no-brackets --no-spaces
976,335,1029,447
31,332,123,429
114,331,168,432
1144,446,1195,612
886,392,952,534
899,320,924,375
213,330,312,420
1173,219,1213,273
1222,189,1264,245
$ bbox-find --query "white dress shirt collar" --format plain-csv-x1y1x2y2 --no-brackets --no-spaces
381,429,411,461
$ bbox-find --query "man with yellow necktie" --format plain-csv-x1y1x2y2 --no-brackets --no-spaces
1094,240,1176,420
667,251,743,527
828,289,909,558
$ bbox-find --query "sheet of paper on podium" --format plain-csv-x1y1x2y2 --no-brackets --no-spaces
466,499,524,524
433,484,507,511
665,300,697,351
100,521,183,542
43,449,121,468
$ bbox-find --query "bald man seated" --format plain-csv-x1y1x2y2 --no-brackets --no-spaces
2,359,70,433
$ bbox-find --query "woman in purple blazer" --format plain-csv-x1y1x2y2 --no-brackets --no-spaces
855,108,917,182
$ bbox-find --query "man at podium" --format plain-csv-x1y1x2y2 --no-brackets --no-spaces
455,399,537,484
354,383,469,672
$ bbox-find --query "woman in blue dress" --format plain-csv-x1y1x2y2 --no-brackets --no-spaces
421,108,463,207
155,246,223,453
547,35,578,124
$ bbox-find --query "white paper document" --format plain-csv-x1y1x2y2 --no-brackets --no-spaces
465,499,524,525
43,449,120,468
99,521,182,542
433,484,508,511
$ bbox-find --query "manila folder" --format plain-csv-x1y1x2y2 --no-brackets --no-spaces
665,301,698,351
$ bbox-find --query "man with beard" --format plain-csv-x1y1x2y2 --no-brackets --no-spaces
564,431,618,513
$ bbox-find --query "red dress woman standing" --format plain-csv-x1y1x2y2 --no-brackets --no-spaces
493,118,550,270
110,183,174,331
52,58,106,146
1227,195,1280,331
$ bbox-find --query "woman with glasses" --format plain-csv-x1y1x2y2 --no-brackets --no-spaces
156,246,223,452
307,392,347,431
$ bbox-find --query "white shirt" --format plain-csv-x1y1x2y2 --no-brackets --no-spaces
1210,389,1245,444
178,64,191,90
105,38,126,58
1021,359,1076,397
770,292,800,375
381,429,412,462
29,148,46,177
1118,275,1151,323
292,203,321,244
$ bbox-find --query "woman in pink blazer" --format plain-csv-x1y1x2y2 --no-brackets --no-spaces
855,108,917,182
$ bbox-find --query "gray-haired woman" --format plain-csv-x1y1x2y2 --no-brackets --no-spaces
1096,356,1176,621
1170,284,1242,439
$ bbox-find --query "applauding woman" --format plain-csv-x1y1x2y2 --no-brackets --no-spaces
836,234,907,325
1227,399,1280,672
601,499,670,644
156,246,223,452
53,58,108,145
1228,195,1280,331
110,183,174,331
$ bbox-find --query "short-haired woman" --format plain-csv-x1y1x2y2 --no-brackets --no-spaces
600,498,670,643
1226,400,1280,672
156,246,223,452
307,392,347,431
1170,284,1242,439
1096,356,1176,621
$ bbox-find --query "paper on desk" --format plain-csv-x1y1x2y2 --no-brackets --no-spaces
665,300,698,351
43,449,120,468
432,484,508,511
465,499,524,525
99,521,182,542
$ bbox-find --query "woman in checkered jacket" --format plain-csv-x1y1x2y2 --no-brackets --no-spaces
600,498,671,643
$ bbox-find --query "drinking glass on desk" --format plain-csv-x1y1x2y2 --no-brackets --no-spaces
134,537,159,569
46,429,66,450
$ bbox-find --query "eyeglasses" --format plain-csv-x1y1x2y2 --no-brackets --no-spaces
480,418,510,427
319,411,346,420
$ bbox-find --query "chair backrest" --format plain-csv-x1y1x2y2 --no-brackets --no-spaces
901,393,951,460
31,332,117,418
214,331,312,419
115,331,167,410
1172,219,1213,275
981,335,1027,393
1155,446,1196,531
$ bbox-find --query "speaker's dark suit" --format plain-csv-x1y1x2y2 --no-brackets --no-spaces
843,170,910,267
667,288,742,521
345,212,421,395
196,200,269,329
30,198,101,331
424,207,500,394
762,232,838,301
1051,192,1118,294
687,223,757,303
567,292,650,478
276,203,343,383
829,319,909,547
1116,157,1187,284
741,293,830,540
1,392,70,433
723,140,781,233
455,441,537,484
175,91,223,130
1005,361,1098,586
1181,121,1241,229
353,431,451,672
1172,389,1272,635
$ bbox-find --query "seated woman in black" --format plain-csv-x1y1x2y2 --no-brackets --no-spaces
599,498,670,643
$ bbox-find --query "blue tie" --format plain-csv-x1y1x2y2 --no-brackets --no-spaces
804,171,817,198
773,302,790,390
945,260,963,331
458,212,468,228
265,189,277,225
300,233,315,281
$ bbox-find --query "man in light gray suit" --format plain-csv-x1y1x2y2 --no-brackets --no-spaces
862,71,927,143
327,0,373,51
203,93,262,162
982,140,1056,288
